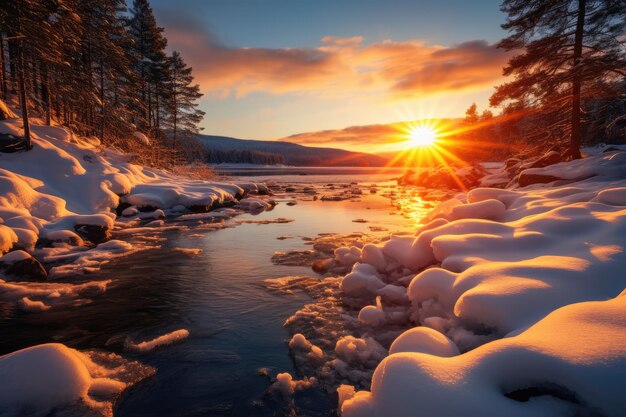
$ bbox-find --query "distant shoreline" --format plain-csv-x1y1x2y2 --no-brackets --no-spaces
213,165,412,177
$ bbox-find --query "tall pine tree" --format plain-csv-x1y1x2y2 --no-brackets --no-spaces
127,0,167,133
491,0,626,159
163,51,205,149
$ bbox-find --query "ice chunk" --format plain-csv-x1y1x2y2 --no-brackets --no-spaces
126,329,190,353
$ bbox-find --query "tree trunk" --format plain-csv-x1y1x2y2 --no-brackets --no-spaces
99,57,105,142
0,33,7,99
16,41,31,149
147,84,152,128
8,33,19,92
155,78,160,131
41,62,51,125
570,0,585,160
13,5,32,150
173,109,177,149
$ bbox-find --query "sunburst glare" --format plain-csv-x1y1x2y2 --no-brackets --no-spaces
408,126,437,148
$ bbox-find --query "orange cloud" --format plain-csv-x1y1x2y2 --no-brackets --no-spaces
161,14,512,100
279,119,460,153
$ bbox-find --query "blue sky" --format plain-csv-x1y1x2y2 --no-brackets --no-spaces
148,0,510,150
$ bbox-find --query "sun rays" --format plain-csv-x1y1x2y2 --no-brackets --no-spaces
381,113,516,192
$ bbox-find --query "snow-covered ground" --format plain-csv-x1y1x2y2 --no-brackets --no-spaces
325,150,626,416
0,115,264,252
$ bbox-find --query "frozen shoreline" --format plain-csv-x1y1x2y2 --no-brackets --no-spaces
3,107,626,416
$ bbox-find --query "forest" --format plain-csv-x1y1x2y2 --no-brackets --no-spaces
0,0,204,165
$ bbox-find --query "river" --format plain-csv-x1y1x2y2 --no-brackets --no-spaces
0,167,439,416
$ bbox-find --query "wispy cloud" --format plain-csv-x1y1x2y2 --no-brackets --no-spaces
160,12,512,100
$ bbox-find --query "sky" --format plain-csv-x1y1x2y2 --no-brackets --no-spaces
149,0,511,153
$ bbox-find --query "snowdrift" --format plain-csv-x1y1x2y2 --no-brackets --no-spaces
335,151,626,417
342,292,626,417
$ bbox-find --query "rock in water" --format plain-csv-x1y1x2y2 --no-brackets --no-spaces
0,251,47,281
74,224,111,244
518,172,562,187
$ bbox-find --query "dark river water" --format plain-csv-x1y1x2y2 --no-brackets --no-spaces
0,169,429,417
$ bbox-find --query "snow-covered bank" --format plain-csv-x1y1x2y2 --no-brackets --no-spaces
308,151,626,416
0,117,248,247
0,107,273,279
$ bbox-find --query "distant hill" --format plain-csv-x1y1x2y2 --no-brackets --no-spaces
194,134,388,167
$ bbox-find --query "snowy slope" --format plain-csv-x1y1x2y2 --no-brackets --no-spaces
0,115,265,256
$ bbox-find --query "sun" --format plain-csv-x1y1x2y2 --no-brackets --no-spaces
409,126,437,148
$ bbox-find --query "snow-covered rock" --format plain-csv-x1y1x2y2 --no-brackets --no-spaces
0,249,46,280
0,343,154,416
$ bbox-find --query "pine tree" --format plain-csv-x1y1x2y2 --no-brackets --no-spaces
0,1,42,147
127,0,167,132
491,0,626,159
464,103,479,124
1,0,81,132
89,0,135,142
163,51,205,149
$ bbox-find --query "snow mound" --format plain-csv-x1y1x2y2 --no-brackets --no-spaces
335,336,386,367
272,372,317,396
520,151,626,184
289,333,324,362
0,343,154,417
388,326,459,356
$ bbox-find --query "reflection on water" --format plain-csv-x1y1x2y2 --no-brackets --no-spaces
0,173,432,416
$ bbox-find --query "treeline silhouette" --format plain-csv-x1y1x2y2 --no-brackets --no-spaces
204,149,284,165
